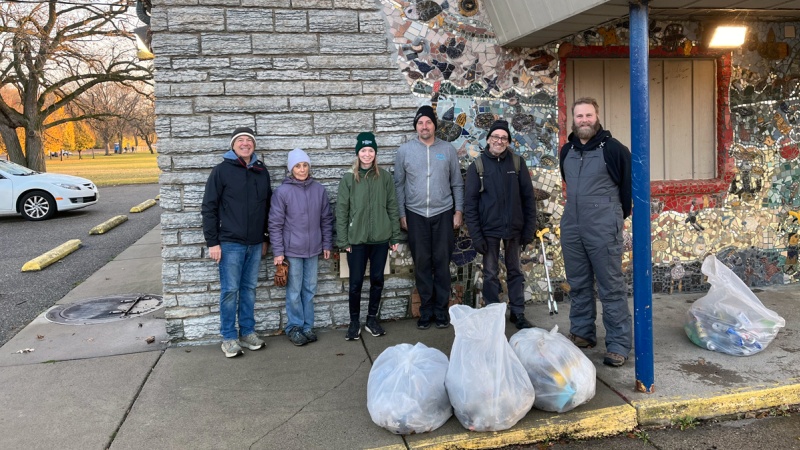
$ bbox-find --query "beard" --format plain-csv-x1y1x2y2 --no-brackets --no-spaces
572,120,601,141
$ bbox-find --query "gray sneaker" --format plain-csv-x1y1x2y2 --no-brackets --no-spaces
287,326,309,346
239,333,266,350
221,339,243,358
302,329,318,343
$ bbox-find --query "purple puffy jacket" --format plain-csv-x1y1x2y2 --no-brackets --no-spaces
268,176,333,258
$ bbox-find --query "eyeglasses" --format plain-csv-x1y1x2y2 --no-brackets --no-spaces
488,135,509,143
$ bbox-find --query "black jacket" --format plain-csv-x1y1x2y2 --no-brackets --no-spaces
559,127,632,219
202,154,272,247
464,148,537,245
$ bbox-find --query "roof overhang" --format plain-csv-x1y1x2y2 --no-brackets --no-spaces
483,0,800,48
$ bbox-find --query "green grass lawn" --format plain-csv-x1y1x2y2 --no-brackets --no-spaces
46,150,159,187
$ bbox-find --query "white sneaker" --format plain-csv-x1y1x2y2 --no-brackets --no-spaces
239,333,266,350
221,339,243,358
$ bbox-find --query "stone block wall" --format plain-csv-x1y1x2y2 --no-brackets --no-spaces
153,0,422,343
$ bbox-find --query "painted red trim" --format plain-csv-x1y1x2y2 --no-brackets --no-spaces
557,46,734,213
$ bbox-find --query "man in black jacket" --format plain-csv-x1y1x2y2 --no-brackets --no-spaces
465,119,537,329
559,97,632,367
202,126,272,358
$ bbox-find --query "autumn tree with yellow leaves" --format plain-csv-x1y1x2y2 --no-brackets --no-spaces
0,0,151,170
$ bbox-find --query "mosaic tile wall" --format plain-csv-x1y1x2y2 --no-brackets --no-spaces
380,0,800,301
155,0,800,343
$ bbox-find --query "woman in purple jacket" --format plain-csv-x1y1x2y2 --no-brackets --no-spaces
269,148,334,346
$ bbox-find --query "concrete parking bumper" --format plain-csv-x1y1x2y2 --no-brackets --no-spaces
89,214,128,235
130,198,157,213
20,239,81,272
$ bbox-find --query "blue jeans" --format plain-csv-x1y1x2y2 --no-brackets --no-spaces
285,256,318,333
218,242,261,340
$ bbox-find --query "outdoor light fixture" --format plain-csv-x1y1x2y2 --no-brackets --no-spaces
134,26,154,61
708,26,747,48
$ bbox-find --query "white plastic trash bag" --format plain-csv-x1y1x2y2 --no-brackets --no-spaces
367,343,452,434
685,255,786,356
446,303,534,431
510,325,596,413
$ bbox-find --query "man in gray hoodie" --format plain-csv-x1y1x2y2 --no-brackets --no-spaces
394,105,464,329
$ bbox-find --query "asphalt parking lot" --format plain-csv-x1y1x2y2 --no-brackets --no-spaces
0,183,160,346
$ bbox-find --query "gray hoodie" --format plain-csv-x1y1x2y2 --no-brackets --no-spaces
394,137,464,218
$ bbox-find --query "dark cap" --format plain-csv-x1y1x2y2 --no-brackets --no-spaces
413,105,437,130
488,119,511,140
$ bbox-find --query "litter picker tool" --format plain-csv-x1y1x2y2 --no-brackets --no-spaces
536,228,558,315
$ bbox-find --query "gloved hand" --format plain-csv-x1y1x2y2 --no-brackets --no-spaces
473,239,488,255
274,261,290,287
521,238,533,249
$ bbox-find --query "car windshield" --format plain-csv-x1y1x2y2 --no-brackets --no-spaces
0,159,38,176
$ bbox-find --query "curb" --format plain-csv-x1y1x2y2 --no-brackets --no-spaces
368,382,800,449
633,381,800,426
89,215,128,235
130,199,157,213
402,404,637,450
21,239,82,272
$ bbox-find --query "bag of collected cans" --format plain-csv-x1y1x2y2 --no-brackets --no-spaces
367,342,452,434
509,325,596,413
446,303,534,432
685,254,785,356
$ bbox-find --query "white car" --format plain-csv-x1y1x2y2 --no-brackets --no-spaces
0,159,99,220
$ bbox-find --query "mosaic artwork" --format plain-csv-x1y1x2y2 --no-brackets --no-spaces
380,1,800,303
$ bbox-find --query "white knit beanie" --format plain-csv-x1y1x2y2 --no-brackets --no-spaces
287,148,311,172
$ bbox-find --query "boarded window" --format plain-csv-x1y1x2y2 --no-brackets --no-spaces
565,58,716,181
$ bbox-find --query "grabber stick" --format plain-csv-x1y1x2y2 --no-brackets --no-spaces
536,228,557,315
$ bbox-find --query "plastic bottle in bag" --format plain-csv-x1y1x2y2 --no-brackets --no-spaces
445,303,534,431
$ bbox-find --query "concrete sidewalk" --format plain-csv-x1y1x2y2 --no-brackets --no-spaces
2,225,799,449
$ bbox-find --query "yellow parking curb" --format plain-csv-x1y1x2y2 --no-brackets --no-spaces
401,404,637,449
130,199,157,213
89,215,128,235
155,194,160,200
21,239,82,272
633,381,800,426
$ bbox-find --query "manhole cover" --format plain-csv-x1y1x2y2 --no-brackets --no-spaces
46,294,164,325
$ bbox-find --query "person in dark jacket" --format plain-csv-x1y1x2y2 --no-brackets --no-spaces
336,132,402,340
559,97,632,367
269,148,334,347
464,119,537,329
202,126,271,358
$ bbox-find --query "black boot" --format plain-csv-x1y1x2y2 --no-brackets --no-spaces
510,313,533,329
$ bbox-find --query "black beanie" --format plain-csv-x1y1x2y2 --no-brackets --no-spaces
230,126,256,149
355,132,378,154
413,105,437,130
488,119,511,140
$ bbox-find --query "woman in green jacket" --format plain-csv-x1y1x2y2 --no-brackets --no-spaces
336,132,401,341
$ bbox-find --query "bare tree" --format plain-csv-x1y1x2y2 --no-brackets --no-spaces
80,82,141,155
129,92,155,154
0,0,152,171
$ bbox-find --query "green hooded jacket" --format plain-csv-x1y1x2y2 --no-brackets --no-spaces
336,167,402,249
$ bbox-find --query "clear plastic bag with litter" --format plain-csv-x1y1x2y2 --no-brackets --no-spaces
367,342,452,434
446,303,534,431
685,255,785,356
510,325,596,413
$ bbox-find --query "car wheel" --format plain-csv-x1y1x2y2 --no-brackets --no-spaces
20,191,57,221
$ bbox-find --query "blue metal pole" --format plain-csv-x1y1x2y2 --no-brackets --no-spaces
629,0,655,393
